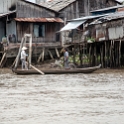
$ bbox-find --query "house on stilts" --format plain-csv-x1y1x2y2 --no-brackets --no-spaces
0,0,123,68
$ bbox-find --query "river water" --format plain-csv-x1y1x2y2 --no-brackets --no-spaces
0,69,124,124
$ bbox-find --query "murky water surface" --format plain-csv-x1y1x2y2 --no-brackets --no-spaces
0,69,124,124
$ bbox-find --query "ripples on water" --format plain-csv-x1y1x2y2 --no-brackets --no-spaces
0,69,124,124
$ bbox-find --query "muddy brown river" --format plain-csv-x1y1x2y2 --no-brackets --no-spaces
0,69,124,124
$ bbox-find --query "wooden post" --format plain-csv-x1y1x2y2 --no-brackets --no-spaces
28,34,32,66
73,45,76,64
112,40,115,67
119,40,121,67
79,45,82,65
55,48,60,58
89,44,91,66
0,52,6,67
37,49,43,63
110,40,112,68
15,34,32,69
48,49,54,59
14,37,25,69
41,48,45,62
37,48,45,62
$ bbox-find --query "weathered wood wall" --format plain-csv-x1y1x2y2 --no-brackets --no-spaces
88,18,124,42
0,0,17,13
0,21,5,42
89,0,117,11
16,22,62,43
59,1,79,20
16,1,56,18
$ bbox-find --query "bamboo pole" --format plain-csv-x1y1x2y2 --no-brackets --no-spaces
14,37,25,69
30,64,44,75
26,61,44,75
0,52,6,67
41,48,45,62
37,49,43,63
28,34,32,66
55,48,60,58
48,50,54,59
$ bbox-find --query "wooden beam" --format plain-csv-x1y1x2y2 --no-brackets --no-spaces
14,37,25,69
37,48,43,63
119,40,121,67
0,52,6,67
48,50,54,59
55,48,60,58
28,34,32,66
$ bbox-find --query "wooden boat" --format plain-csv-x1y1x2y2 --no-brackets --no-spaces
12,64,101,75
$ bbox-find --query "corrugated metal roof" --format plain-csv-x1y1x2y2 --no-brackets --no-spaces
0,10,16,18
115,0,124,3
14,18,64,23
24,0,58,13
39,0,76,12
69,14,109,22
90,5,124,13
60,20,86,32
90,12,124,25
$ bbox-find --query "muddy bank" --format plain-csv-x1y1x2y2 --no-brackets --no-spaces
0,68,13,74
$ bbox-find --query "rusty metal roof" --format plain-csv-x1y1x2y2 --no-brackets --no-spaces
39,0,76,12
14,17,64,23
90,12,124,25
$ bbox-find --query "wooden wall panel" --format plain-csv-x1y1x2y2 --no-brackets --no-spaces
16,1,56,18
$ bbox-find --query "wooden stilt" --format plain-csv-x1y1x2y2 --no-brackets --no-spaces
119,40,121,67
55,48,60,58
110,40,112,68
14,37,25,69
11,57,17,68
28,34,32,65
73,46,76,64
48,50,54,59
94,43,96,66
100,43,104,68
37,48,45,62
89,44,91,66
0,52,6,67
41,48,45,62
79,45,82,65
37,49,43,63
112,40,115,67
106,42,109,68
105,41,107,68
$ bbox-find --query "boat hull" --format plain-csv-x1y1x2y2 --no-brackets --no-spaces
12,65,101,75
